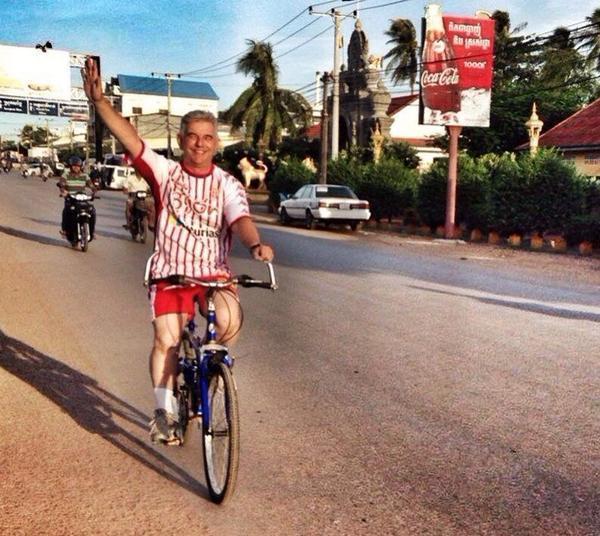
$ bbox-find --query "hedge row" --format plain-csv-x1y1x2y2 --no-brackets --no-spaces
267,149,600,247
418,150,600,246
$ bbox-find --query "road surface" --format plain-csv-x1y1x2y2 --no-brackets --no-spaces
1,171,598,535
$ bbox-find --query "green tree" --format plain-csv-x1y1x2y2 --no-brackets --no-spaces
224,40,312,151
576,7,600,71
459,11,598,156
20,124,58,147
538,27,586,86
383,19,419,93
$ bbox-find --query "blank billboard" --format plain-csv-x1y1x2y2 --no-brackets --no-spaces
0,45,71,101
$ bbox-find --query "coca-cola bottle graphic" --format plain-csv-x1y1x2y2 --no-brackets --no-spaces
421,3,461,123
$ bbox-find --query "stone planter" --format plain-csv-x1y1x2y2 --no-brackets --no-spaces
545,234,567,252
488,231,502,245
508,233,522,247
470,228,483,242
579,240,593,256
530,233,543,250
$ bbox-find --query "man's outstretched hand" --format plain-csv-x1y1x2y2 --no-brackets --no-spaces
81,57,103,103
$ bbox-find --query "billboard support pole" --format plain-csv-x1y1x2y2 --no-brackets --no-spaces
445,125,461,239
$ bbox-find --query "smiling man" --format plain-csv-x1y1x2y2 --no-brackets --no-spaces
82,57,274,444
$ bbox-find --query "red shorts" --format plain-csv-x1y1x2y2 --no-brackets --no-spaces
149,281,209,320
148,281,239,320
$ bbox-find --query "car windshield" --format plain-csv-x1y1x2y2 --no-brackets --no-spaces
315,186,357,199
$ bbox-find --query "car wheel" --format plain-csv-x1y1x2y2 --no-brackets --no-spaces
305,210,315,230
279,207,290,225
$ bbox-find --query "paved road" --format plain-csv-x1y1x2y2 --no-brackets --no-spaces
0,171,599,535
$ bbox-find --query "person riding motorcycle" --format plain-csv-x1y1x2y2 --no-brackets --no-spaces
122,169,155,232
58,156,97,239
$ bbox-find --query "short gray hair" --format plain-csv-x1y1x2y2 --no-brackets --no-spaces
180,110,218,134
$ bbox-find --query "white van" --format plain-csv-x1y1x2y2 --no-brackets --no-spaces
101,154,135,189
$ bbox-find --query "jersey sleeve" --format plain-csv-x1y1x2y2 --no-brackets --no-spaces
129,140,171,198
222,172,250,225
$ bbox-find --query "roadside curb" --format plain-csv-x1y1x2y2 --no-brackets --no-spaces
250,206,599,262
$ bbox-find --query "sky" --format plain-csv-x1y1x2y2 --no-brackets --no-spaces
0,0,598,139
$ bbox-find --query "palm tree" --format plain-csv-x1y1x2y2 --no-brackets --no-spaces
383,19,418,93
539,27,586,86
224,40,312,152
577,7,600,71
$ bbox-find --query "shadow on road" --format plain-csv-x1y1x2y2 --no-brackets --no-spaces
0,329,209,499
29,218,137,243
410,285,600,322
0,224,65,248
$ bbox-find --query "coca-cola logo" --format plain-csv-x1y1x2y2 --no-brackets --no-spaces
421,67,459,87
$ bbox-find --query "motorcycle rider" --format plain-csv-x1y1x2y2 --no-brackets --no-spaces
58,156,97,239
122,169,155,232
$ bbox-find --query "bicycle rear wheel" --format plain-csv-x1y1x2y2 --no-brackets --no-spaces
202,361,239,504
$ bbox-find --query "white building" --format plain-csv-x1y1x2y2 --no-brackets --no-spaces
110,74,219,118
102,75,222,154
387,95,446,170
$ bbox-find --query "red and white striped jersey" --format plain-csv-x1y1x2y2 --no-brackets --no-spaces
131,141,250,279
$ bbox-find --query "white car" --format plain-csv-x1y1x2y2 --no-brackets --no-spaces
278,184,371,231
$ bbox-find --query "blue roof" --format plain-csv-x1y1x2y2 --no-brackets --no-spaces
117,75,218,100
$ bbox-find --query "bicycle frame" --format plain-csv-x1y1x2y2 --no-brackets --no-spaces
179,288,234,431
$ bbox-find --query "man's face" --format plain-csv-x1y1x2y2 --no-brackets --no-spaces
70,164,82,174
178,119,219,171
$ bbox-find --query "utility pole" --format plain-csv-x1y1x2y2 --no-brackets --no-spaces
151,72,180,159
319,73,332,184
309,6,356,160
331,10,342,160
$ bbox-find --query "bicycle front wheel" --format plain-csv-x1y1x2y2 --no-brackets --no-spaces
202,362,240,504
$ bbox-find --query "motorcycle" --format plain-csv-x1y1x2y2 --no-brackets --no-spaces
129,191,149,243
1,159,11,173
63,190,95,252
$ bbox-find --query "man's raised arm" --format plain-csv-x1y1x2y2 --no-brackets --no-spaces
81,57,143,158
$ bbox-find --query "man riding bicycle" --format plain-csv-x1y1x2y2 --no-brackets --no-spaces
82,58,274,444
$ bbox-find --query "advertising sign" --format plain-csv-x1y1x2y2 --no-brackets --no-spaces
0,97,27,114
0,45,71,101
420,4,495,127
59,102,89,120
29,100,59,116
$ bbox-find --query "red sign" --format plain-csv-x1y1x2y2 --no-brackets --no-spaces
420,5,495,127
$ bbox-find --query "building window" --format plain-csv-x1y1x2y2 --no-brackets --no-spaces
132,106,142,114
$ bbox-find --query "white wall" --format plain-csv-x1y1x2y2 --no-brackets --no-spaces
121,93,218,118
389,100,445,139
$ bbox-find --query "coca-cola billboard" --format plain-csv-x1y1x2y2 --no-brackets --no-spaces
419,4,495,127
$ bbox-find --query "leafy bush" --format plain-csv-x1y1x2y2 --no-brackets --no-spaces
267,158,316,208
488,153,531,234
416,160,447,228
382,141,421,169
326,155,365,191
417,155,492,230
358,159,419,222
523,150,586,233
564,213,600,246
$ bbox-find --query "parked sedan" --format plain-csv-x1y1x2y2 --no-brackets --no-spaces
278,184,371,231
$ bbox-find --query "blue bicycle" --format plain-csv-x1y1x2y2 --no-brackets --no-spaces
153,262,277,503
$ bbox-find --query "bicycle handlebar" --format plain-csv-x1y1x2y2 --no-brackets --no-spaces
145,261,278,291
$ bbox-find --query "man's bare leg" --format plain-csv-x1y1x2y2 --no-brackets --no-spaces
149,312,187,443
